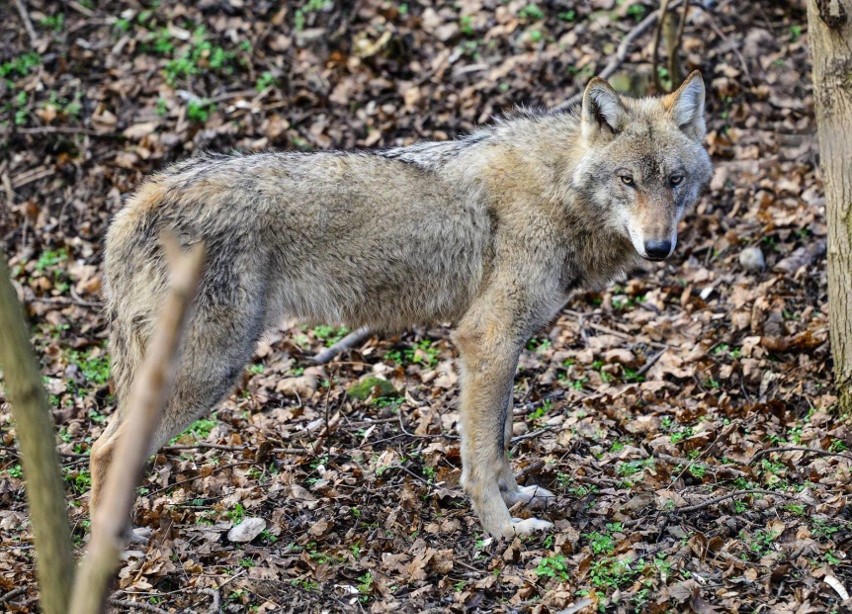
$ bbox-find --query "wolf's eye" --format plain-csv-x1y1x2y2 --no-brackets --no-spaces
670,175,684,186
620,175,635,187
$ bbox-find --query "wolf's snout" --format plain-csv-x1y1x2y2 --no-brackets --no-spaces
643,239,673,261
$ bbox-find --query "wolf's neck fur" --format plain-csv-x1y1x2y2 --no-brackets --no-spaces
382,110,635,292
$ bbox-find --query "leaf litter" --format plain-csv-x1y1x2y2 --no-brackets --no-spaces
0,0,850,612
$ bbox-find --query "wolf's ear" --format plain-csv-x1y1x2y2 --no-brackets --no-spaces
581,77,628,141
665,70,706,141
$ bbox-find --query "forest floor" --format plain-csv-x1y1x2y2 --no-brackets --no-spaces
1,0,851,612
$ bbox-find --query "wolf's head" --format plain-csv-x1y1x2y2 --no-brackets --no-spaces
572,71,713,261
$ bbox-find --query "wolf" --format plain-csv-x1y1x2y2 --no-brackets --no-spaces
90,72,712,538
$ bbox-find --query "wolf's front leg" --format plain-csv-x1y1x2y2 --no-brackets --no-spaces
454,318,553,539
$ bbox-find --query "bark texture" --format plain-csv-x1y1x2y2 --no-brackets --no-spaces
0,253,74,614
807,0,852,413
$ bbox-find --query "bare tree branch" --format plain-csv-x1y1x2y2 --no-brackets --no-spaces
552,0,686,112
652,0,674,93
12,0,38,48
0,253,75,614
69,234,206,614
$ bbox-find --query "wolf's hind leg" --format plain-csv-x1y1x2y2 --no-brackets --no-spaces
90,297,265,514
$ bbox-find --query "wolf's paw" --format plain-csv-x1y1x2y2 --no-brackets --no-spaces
503,484,556,509
510,517,554,536
129,527,153,544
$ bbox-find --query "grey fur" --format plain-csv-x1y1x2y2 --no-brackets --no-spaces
90,73,713,539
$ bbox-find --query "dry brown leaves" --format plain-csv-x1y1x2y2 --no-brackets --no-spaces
1,0,850,612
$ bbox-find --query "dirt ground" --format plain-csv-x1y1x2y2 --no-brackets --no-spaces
1,0,850,612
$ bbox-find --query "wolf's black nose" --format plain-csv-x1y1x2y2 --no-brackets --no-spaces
644,240,672,260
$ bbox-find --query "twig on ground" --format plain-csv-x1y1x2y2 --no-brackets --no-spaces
312,326,372,364
161,442,250,453
749,446,852,464
510,427,552,445
0,587,27,604
13,126,115,137
515,460,545,481
69,233,205,614
397,409,456,440
636,347,667,377
108,599,171,614
29,295,102,308
673,489,809,514
13,0,38,48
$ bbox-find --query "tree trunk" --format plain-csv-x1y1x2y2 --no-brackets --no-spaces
0,253,74,614
807,0,852,414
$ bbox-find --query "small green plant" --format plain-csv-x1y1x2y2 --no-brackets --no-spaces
587,531,615,555
789,24,802,42
186,99,214,123
812,518,841,540
177,415,218,440
160,26,235,83
526,337,552,352
828,439,848,453
35,248,68,272
459,15,474,36
7,464,23,479
227,503,245,524
357,572,373,598
689,464,706,479
569,483,597,497
248,363,264,374
535,554,569,581
294,0,332,31
626,3,646,20
589,555,639,589
239,556,255,568
64,468,92,495
1,52,41,79
312,325,349,345
670,425,694,444
617,458,653,478
528,399,553,421
825,550,841,565
67,349,111,389
39,14,64,32
519,4,546,20
255,71,276,91
259,529,277,543
622,367,645,383
784,503,806,516
743,528,781,556
292,577,319,592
